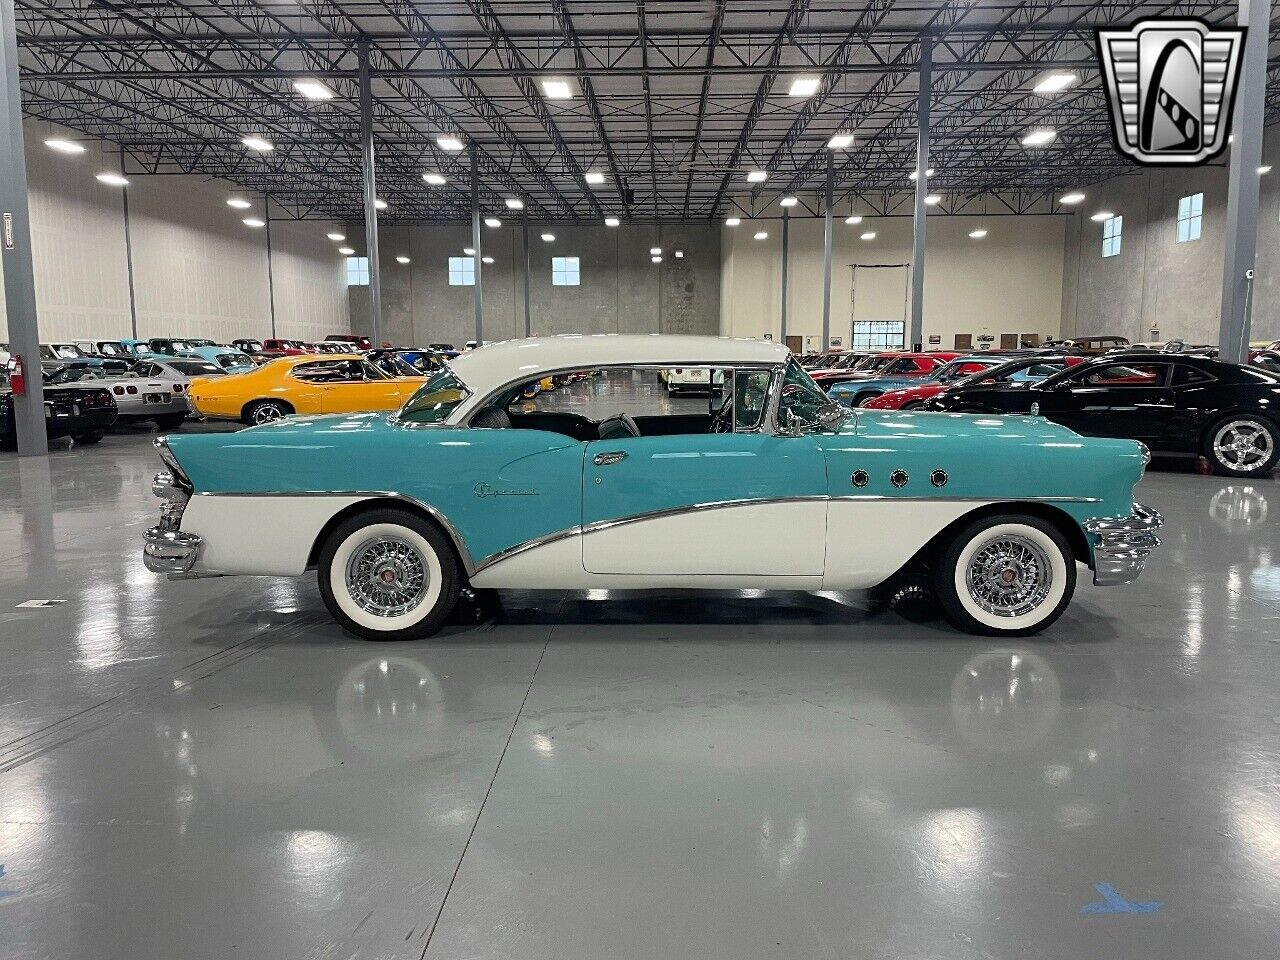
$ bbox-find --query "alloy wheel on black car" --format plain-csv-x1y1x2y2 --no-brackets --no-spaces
1206,416,1278,478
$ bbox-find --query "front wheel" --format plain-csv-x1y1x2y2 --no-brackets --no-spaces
1204,415,1278,478
318,508,461,641
933,515,1076,636
901,399,924,410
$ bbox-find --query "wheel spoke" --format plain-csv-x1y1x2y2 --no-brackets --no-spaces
965,534,1054,618
345,536,430,617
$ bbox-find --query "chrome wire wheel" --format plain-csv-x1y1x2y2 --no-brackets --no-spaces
345,536,430,618
1211,419,1274,473
963,534,1054,619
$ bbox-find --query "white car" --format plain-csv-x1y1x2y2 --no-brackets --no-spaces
662,366,724,394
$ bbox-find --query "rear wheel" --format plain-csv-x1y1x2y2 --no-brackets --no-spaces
901,399,924,410
855,392,882,407
243,399,292,426
153,413,186,430
1204,415,1278,478
933,514,1076,637
72,429,105,445
318,508,461,641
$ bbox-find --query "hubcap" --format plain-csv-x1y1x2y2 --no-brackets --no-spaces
254,404,284,424
1212,420,1273,472
345,536,430,618
965,535,1054,618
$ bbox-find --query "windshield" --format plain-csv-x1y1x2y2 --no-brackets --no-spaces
932,359,991,383
53,344,85,358
852,354,887,371
47,366,108,384
880,357,925,375
169,360,223,376
186,339,216,347
399,368,471,424
215,353,252,368
97,342,124,356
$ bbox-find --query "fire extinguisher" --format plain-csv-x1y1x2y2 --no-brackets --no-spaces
7,355,26,397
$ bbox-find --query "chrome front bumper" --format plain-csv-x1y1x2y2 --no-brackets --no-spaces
143,527,202,575
1085,502,1163,586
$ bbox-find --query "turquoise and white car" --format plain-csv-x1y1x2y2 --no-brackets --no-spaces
143,336,1162,640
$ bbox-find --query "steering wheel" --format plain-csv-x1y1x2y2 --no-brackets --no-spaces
709,393,734,433
597,413,641,440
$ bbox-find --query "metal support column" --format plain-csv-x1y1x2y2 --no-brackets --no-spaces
0,0,47,455
121,185,138,339
821,154,833,351
470,149,483,345
265,203,277,339
522,211,531,337
1218,0,1270,363
780,208,790,344
358,39,383,347
909,37,932,351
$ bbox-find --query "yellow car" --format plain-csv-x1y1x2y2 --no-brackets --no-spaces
187,354,427,425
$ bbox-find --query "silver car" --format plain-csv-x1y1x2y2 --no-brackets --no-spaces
44,360,198,428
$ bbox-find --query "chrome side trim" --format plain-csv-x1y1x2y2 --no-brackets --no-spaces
1084,502,1163,586
191,490,476,575
826,494,1102,503
472,525,585,575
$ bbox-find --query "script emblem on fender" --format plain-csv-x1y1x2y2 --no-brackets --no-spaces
473,482,539,498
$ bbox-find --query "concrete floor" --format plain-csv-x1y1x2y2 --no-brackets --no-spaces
1,411,1279,960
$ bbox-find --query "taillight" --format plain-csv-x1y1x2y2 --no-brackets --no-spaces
126,385,138,394
113,386,124,395
173,384,183,392
674,368,683,374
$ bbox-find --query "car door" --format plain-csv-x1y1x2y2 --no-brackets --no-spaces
318,360,404,413
1037,361,1175,439
581,368,827,576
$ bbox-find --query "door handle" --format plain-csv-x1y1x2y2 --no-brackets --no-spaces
593,450,628,466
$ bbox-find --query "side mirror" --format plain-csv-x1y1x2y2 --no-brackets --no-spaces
776,405,803,437
815,402,849,431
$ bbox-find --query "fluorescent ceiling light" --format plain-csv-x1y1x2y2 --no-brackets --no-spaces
95,172,129,186
1033,72,1077,94
327,232,345,241
924,194,942,205
482,256,495,264
463,247,475,255
293,79,335,101
674,250,684,258
908,168,935,181
1021,128,1057,147
484,217,501,228
423,172,446,186
584,170,605,185
604,216,620,227
1260,165,1273,174
541,232,555,242
504,198,524,210
845,214,863,225
541,77,574,100
969,228,988,239
649,246,662,255
44,138,85,154
780,196,799,208
753,230,768,240
396,255,411,264
788,76,821,97
860,231,876,240
242,217,266,228
374,198,388,210
827,132,854,150
436,135,465,152
338,246,355,255
724,217,741,227
1058,191,1086,205
1090,211,1114,222
241,135,274,152
226,198,252,209
651,255,663,263
746,169,768,183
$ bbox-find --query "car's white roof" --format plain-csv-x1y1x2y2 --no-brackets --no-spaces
449,334,788,393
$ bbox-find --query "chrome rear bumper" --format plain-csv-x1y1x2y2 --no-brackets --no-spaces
1085,502,1163,586
143,527,202,575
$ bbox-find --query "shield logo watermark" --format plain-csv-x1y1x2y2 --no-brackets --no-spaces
1097,18,1245,165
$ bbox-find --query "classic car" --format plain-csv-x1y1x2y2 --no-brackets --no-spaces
1,369,118,448
813,351,961,394
428,342,460,358
827,354,990,408
144,335,1161,641
1252,349,1280,374
39,342,106,373
662,366,724,394
262,338,309,355
181,345,255,371
45,362,189,428
1047,336,1130,354
864,354,1086,410
327,334,374,350
231,338,265,355
185,353,427,424
925,354,1280,477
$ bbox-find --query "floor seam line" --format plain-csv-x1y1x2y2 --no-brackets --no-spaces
418,593,564,959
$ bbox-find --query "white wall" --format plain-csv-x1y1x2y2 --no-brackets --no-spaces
720,213,1068,350
2,121,349,346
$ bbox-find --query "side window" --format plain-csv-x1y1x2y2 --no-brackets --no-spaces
778,359,829,428
732,369,773,431
1173,364,1213,386
1075,363,1170,387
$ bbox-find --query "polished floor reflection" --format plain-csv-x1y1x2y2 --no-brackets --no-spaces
1,423,1278,960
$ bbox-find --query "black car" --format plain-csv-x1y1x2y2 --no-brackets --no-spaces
1,373,119,450
924,354,1280,477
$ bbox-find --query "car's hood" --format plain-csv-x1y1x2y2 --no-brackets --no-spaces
828,375,917,393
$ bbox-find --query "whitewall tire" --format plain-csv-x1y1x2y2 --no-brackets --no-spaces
318,509,460,641
933,515,1076,636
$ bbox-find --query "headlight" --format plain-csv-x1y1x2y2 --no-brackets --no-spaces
1137,442,1151,473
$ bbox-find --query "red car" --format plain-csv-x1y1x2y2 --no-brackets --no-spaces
864,354,1087,410
811,350,961,389
261,338,307,356
326,334,375,350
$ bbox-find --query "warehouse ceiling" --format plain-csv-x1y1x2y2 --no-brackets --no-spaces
14,0,1280,222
